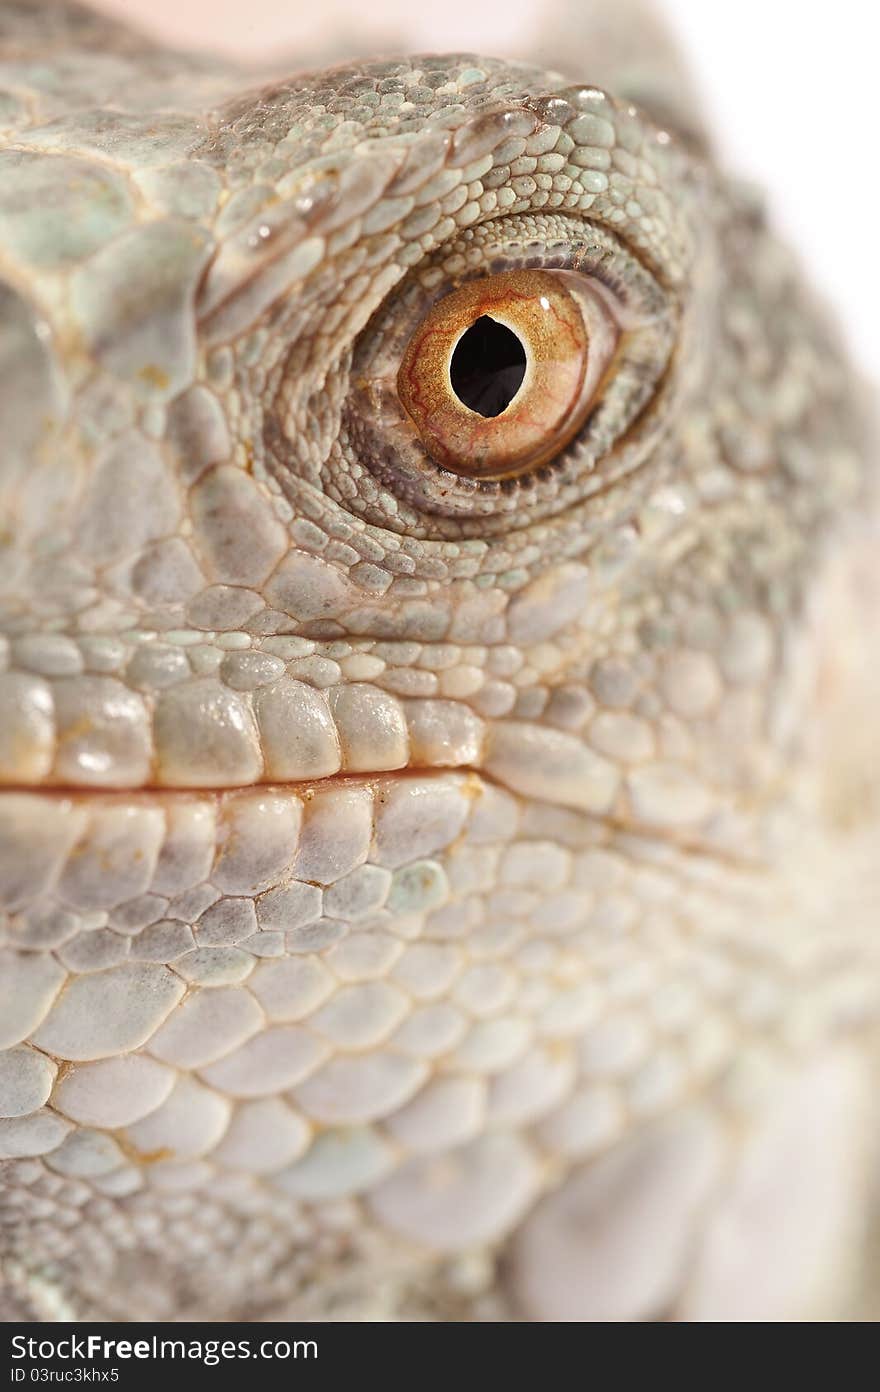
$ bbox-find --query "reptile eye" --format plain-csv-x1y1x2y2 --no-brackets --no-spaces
396,270,620,479
341,216,675,533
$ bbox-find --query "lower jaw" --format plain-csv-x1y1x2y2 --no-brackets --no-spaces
0,771,851,1319
0,770,490,943
0,766,756,1102
0,762,781,991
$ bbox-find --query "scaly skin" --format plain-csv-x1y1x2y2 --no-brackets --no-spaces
0,0,878,1321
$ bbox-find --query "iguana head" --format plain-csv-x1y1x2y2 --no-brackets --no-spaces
0,0,871,849
0,0,877,1322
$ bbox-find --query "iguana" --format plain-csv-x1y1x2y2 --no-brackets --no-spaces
0,0,878,1321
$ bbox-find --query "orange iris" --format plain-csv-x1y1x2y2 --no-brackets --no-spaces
397,269,620,479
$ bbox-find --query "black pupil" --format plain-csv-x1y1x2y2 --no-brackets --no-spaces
449,315,527,417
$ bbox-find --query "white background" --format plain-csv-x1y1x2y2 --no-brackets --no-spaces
96,0,878,379
667,1,878,381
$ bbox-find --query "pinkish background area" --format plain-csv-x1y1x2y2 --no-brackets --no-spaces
92,0,878,377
